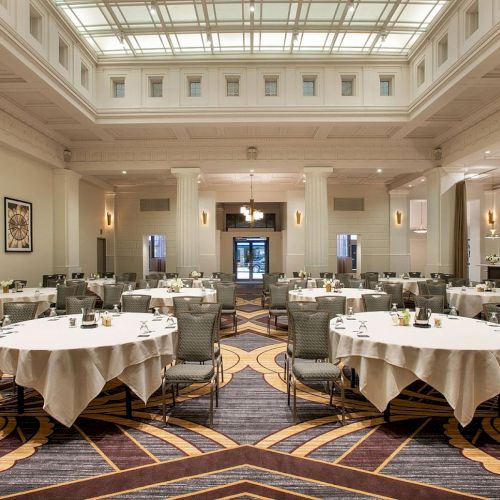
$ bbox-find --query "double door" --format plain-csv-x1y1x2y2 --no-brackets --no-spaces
233,238,268,280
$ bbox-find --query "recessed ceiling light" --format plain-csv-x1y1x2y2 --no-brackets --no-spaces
485,150,491,154
250,169,254,173
249,2,255,13
149,1,156,15
421,178,425,182
376,168,382,173
121,170,127,174
408,184,413,188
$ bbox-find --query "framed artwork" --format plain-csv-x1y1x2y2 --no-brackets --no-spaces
4,197,33,252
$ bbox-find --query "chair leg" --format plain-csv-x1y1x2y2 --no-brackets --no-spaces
284,352,288,380
172,383,176,406
267,313,271,335
161,374,167,424
293,378,297,422
287,368,291,406
209,381,214,427
234,313,237,335
220,355,224,383
215,377,219,408
341,383,345,424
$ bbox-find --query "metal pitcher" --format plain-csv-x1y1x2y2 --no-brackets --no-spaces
81,308,100,327
414,307,432,326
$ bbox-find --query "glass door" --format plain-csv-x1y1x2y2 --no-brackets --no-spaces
233,238,269,280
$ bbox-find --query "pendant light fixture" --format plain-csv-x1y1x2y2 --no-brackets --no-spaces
413,200,427,234
240,173,264,225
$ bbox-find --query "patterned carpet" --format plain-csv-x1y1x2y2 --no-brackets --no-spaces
0,284,499,499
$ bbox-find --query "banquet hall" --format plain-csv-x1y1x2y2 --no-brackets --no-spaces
0,0,499,498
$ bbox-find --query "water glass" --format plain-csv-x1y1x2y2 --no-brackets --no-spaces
448,306,458,318
489,312,499,326
359,282,363,290
153,307,161,319
390,303,398,316
347,306,354,319
358,320,368,337
112,304,120,316
69,317,76,328
2,315,12,328
48,307,57,317
139,321,150,336
334,314,345,329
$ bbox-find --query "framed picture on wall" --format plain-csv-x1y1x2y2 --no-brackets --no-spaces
4,197,33,252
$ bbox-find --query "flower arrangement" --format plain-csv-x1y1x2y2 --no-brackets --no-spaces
190,270,201,278
170,278,184,292
1,280,13,293
298,270,307,278
486,254,500,264
323,278,333,292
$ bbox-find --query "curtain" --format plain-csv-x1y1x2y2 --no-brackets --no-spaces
454,181,468,279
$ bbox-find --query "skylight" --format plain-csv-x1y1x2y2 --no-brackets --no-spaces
53,1,450,58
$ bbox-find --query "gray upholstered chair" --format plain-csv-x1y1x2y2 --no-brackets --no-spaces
182,278,194,288
285,301,319,386
3,302,38,323
369,281,382,290
118,281,136,291
289,311,344,422
448,278,466,288
204,280,218,289
267,284,288,335
483,303,500,321
336,274,352,288
216,283,237,334
165,273,179,279
47,278,65,288
348,278,364,289
102,284,125,310
122,294,151,313
71,272,84,279
66,296,97,315
383,272,396,278
66,280,87,296
292,272,299,278
173,296,203,317
323,272,334,279
409,272,422,278
361,272,379,287
415,295,444,314
9,280,27,289
137,279,158,289
55,284,78,315
289,279,307,290
315,278,325,288
262,273,279,307
103,272,115,278
362,293,392,312
316,295,346,319
219,273,235,283
146,272,164,280
381,282,404,308
162,312,218,426
189,303,224,383
426,282,449,312
417,281,429,295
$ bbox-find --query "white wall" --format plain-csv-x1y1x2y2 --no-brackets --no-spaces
115,187,176,278
0,145,54,286
285,190,305,275
199,191,217,274
78,180,105,276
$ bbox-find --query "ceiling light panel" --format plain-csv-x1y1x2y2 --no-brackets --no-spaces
54,0,451,57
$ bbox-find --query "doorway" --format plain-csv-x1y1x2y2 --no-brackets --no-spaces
233,237,269,281
148,235,166,272
97,238,106,275
336,234,359,274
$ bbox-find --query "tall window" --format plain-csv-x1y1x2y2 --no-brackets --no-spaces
112,78,125,98
465,1,479,39
80,63,89,89
303,77,316,96
149,77,163,98
188,78,201,97
226,76,240,96
341,76,355,96
437,33,448,66
380,76,393,96
264,76,278,96
29,5,42,42
58,37,69,69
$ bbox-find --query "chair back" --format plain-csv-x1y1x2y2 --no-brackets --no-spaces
269,284,288,309
483,303,500,321
215,283,236,309
47,278,65,288
263,273,279,293
189,303,222,343
9,280,27,290
173,296,203,316
417,281,429,295
286,301,319,344
323,272,334,279
292,272,299,278
72,273,84,279
176,312,217,362
381,282,404,308
3,302,38,323
362,293,392,312
316,295,346,318
315,278,325,288
448,278,466,288
117,281,136,291
383,272,396,278
292,279,307,289
426,282,447,307
66,280,87,296
103,272,115,278
137,279,158,289
219,273,235,283
182,278,194,288
368,281,381,290
348,279,364,288
103,284,125,308
415,295,444,314
292,311,330,360
336,274,352,287
146,272,164,280
409,272,421,278
211,272,221,279
66,296,97,315
56,284,78,310
165,273,179,279
122,294,151,313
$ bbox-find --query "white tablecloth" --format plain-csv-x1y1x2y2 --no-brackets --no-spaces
0,288,56,317
123,287,217,310
86,278,116,298
158,278,220,289
330,311,500,426
0,313,176,427
289,287,385,313
447,287,500,318
378,278,427,295
278,278,316,288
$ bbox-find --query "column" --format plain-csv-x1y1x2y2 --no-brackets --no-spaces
172,167,200,277
425,167,463,276
389,189,410,274
104,192,116,274
304,166,333,276
53,169,81,276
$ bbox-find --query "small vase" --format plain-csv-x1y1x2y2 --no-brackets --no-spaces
2,286,9,294
325,283,332,292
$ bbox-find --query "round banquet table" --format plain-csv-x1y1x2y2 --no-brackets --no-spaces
378,277,427,295
158,278,220,289
0,313,177,427
446,287,500,318
85,278,116,298
122,287,217,310
0,287,56,317
278,278,316,288
330,311,500,427
289,287,386,313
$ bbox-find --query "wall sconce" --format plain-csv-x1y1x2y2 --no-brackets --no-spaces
106,212,112,226
295,210,302,225
201,210,208,225
488,209,495,226
396,210,402,225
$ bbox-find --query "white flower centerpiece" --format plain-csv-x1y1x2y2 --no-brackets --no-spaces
190,270,201,279
170,278,184,292
298,269,307,279
1,280,13,293
486,254,500,265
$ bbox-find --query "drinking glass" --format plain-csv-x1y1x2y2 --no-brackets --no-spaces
128,284,133,291
294,283,297,290
153,307,161,319
390,303,398,316
334,314,345,329
448,306,458,318
347,306,354,319
358,282,363,290
146,282,150,289
166,312,175,327
489,312,499,326
112,304,120,316
48,307,57,317
139,321,150,336
2,315,12,328
358,320,368,337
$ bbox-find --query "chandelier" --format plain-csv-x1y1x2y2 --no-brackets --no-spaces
240,173,264,224
413,200,427,234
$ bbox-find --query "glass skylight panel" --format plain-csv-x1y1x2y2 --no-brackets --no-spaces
307,3,341,22
167,4,198,23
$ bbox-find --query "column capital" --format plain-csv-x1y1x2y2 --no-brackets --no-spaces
53,169,81,182
389,189,410,196
303,166,333,176
171,167,200,177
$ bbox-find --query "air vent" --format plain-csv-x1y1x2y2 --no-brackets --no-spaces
140,198,170,212
334,197,364,211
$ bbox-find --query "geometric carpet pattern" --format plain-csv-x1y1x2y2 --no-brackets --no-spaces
0,285,498,499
